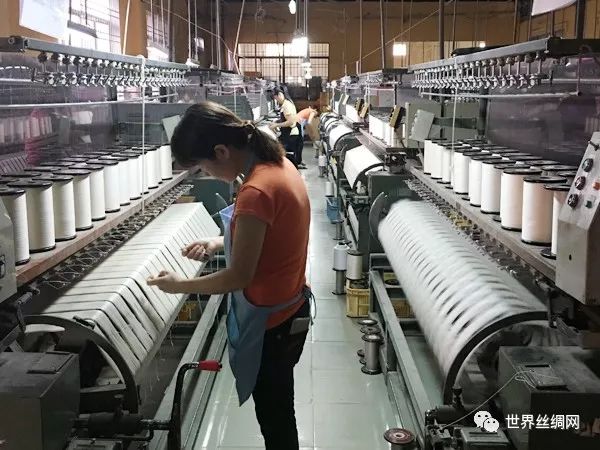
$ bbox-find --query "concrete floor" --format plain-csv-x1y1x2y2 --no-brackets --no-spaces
195,147,397,449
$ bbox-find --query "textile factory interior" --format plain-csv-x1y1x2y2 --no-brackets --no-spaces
1,0,600,449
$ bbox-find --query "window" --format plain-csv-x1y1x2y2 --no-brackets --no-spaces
63,0,120,53
237,42,329,83
146,0,170,60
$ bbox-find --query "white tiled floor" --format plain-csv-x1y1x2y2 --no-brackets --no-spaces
195,149,397,449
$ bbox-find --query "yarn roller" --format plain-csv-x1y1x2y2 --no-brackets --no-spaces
500,167,542,231
38,173,77,241
453,150,481,196
521,176,566,245
86,158,120,213
468,155,502,207
8,179,55,252
541,184,571,259
74,162,107,221
158,145,173,180
0,186,29,264
100,155,130,206
56,169,93,231
480,161,516,215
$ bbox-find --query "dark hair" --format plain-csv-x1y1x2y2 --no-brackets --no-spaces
171,101,284,166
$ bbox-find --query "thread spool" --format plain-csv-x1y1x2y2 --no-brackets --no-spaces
440,145,453,184
100,155,130,206
38,174,76,241
0,176,18,185
145,148,160,189
87,158,119,213
121,150,145,197
540,164,578,176
480,161,516,214
8,171,41,178
510,155,539,165
500,168,542,231
524,160,559,169
56,169,93,231
76,163,106,221
541,184,570,259
429,140,446,180
384,428,416,450
346,250,363,280
25,166,63,174
318,154,327,177
453,150,478,195
158,145,173,180
61,157,89,164
325,182,334,197
117,152,142,200
40,161,75,168
333,242,349,295
558,171,577,184
8,179,55,252
423,140,436,175
361,333,383,375
469,155,502,207
333,242,348,271
522,176,566,245
0,187,29,264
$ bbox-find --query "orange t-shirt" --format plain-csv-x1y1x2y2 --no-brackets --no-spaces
297,108,314,121
232,158,311,328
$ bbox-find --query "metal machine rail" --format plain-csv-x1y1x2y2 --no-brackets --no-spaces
0,36,189,71
370,269,432,446
16,170,192,285
408,37,600,72
357,129,404,156
408,165,556,280
149,294,227,450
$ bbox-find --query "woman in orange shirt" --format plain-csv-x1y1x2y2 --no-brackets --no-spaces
148,101,312,450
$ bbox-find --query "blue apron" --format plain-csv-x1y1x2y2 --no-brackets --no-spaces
220,204,311,405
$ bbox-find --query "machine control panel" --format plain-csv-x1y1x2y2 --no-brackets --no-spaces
557,131,600,304
567,193,580,207
575,176,587,190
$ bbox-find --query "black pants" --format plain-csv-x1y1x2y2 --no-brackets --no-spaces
252,300,310,450
282,134,302,166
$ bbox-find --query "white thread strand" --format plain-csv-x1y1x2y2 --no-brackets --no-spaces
103,164,121,212
117,159,131,205
72,174,93,230
159,145,173,180
26,185,55,251
1,191,29,263
453,151,470,194
146,150,159,189
501,172,526,230
481,163,503,214
51,178,77,240
551,190,568,255
89,169,106,220
522,180,554,244
346,251,363,280
468,159,484,206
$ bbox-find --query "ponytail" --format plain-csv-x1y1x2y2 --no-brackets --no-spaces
171,101,284,167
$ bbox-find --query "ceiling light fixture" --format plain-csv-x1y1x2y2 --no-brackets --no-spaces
289,0,297,15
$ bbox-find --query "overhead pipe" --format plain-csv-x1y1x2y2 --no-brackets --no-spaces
359,0,363,73
439,0,445,59
380,0,386,68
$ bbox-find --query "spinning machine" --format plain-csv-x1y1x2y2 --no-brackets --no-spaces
0,37,269,450
324,38,600,450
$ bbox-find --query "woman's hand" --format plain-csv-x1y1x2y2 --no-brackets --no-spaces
182,239,220,261
268,122,279,130
147,270,183,293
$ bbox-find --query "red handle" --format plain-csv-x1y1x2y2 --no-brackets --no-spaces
197,360,222,372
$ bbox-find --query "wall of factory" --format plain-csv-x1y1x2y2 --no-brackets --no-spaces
218,1,600,80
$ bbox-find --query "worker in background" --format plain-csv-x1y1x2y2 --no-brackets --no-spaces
269,87,306,169
148,101,313,450
297,105,321,156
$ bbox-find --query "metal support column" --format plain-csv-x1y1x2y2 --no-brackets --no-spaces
576,0,586,40
215,0,222,69
439,0,445,59
359,0,363,73
380,0,386,68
